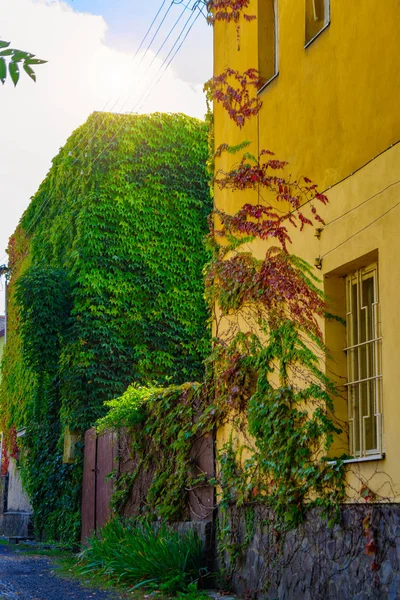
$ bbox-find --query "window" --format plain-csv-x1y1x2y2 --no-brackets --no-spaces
258,0,278,90
345,264,382,458
305,0,330,46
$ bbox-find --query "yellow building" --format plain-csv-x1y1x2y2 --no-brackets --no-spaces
0,317,4,368
213,0,400,595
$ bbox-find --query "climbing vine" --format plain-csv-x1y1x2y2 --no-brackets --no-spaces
97,381,218,521
95,0,347,541
0,112,211,542
205,0,345,514
206,0,255,24
93,13,348,590
204,68,261,127
1,0,349,559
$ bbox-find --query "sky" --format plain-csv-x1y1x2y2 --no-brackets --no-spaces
0,0,213,312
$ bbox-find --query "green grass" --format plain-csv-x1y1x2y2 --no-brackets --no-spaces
0,523,210,600
76,519,209,594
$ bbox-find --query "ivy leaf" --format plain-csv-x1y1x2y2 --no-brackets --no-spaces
8,61,19,86
0,58,6,84
10,50,30,62
25,58,48,65
23,63,36,82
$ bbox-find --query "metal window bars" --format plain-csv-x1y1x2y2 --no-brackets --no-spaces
345,264,383,458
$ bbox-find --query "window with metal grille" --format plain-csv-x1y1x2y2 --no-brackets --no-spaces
305,0,330,46
345,264,383,458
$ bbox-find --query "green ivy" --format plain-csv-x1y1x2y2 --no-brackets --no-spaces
0,112,211,543
97,381,216,521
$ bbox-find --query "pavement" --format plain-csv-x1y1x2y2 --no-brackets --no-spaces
0,544,125,600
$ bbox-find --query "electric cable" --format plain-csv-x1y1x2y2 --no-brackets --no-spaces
277,140,400,222
66,0,172,160
324,179,400,227
71,0,195,167
133,7,202,116
90,3,202,168
71,0,182,164
24,0,205,238
124,2,202,116
321,200,400,258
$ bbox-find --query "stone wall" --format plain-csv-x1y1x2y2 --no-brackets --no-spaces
216,504,400,599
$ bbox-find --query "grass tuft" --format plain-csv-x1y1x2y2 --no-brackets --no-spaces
77,519,208,594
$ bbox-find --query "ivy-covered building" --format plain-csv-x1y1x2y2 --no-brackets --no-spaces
0,112,211,542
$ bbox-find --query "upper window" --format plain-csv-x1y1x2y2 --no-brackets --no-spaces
305,0,330,46
258,0,278,90
345,264,383,458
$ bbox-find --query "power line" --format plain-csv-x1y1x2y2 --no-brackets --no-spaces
324,178,400,227
321,200,400,258
71,0,196,168
137,3,203,113
24,0,204,238
71,0,182,165
66,0,173,161
279,140,400,223
89,4,202,168
25,193,53,237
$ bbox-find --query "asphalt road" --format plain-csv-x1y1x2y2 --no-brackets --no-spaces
0,544,126,600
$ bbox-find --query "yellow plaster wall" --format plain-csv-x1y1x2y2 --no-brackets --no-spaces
213,0,400,500
215,0,400,189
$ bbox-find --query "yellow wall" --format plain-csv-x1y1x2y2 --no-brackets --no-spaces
0,334,4,379
213,0,400,501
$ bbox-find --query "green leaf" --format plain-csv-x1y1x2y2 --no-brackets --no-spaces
25,58,47,65
0,58,6,84
0,40,10,49
23,63,36,82
11,50,30,62
0,49,14,57
8,60,19,86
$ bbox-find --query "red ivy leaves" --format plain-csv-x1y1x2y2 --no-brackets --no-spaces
1,445,9,476
215,204,293,249
1,425,19,476
213,148,327,248
205,68,262,128
206,0,256,24
206,248,325,338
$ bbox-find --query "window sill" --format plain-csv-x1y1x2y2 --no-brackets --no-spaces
304,21,330,49
328,453,385,466
258,72,279,95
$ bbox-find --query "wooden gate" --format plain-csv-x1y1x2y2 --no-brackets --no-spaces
81,425,215,542
81,428,117,542
118,428,215,522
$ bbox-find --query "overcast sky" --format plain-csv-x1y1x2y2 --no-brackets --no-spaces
0,0,213,312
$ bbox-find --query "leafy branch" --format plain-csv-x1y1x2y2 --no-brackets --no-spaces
0,40,47,86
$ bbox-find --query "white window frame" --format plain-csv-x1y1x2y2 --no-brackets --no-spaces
345,263,383,459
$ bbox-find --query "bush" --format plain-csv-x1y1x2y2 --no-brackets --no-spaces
78,518,208,593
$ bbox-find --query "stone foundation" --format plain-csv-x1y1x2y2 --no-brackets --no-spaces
216,504,400,599
2,511,33,538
